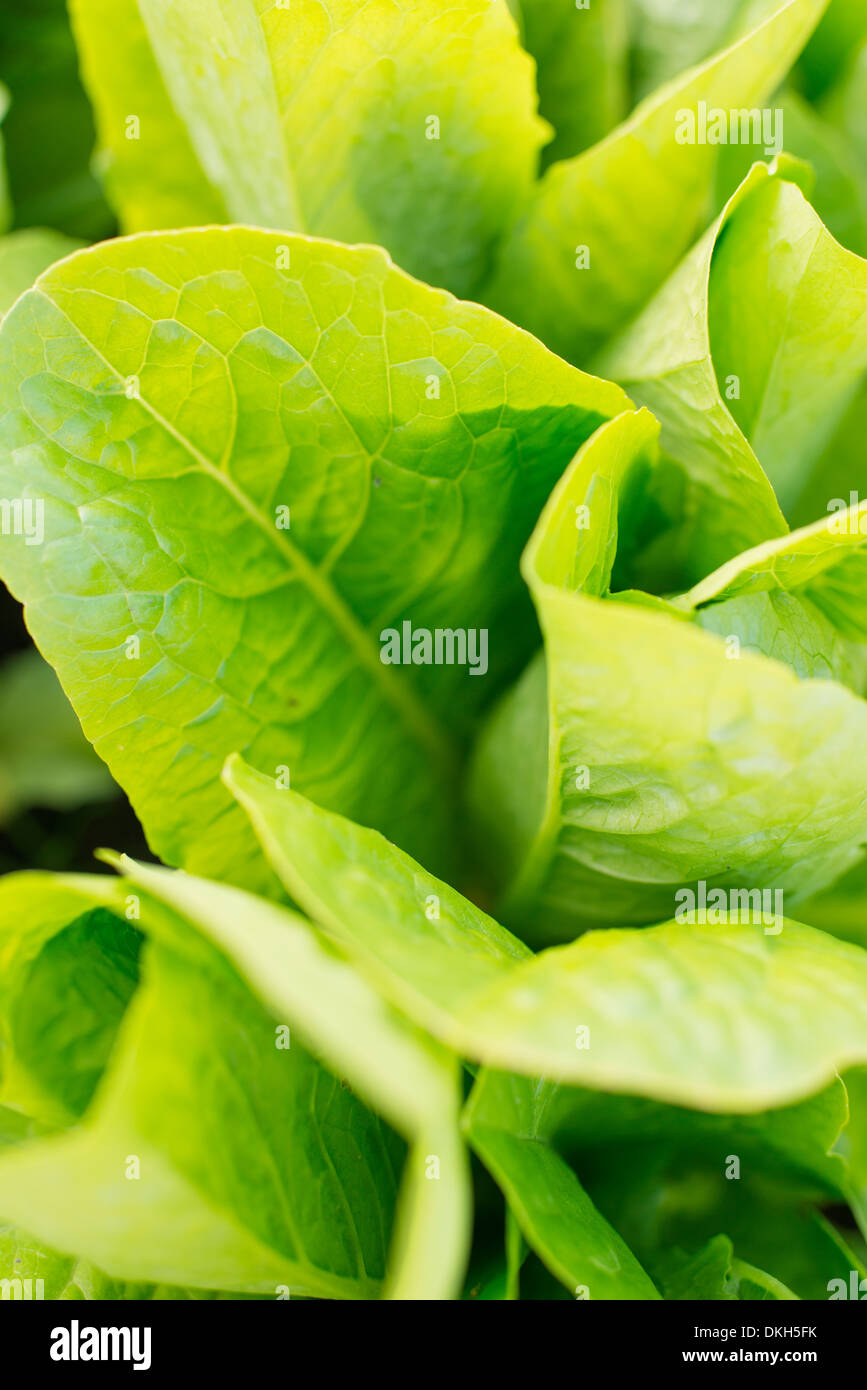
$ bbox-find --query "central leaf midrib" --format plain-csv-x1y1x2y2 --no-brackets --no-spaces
35,287,457,774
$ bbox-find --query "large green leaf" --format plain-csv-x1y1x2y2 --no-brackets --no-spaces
70,0,546,296
0,228,626,888
0,864,469,1298
469,411,867,939
484,0,827,363
512,0,629,165
227,757,867,1112
601,163,867,527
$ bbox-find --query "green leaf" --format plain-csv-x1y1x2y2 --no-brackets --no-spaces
706,176,867,518
585,1150,866,1300
528,1064,867,1298
628,0,750,99
798,0,867,97
463,1073,659,1299
485,0,827,363
594,162,794,582
652,1235,798,1299
0,873,139,1125
71,0,547,296
790,377,867,532
68,0,226,233
104,854,471,1300
0,0,113,240
469,1071,851,1193
0,862,470,1298
512,0,630,165
0,228,627,890
0,105,9,238
0,944,402,1296
0,1223,266,1300
0,650,114,822
463,1066,851,1299
228,755,867,1112
672,498,867,647
602,163,867,528
0,84,9,236
821,34,867,174
6,908,140,1123
224,753,530,1042
469,410,867,939
715,86,867,257
465,1116,660,1300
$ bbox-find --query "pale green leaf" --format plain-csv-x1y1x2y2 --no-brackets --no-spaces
485,0,827,363
469,411,867,939
0,862,470,1299
0,228,627,889
104,854,471,1301
71,0,547,296
228,755,867,1113
223,753,530,1038
68,0,228,232
602,164,867,529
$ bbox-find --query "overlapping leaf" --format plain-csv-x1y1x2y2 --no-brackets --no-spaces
469,409,867,939
600,161,867,531
70,0,546,296
509,0,629,165
227,758,867,1111
485,0,828,363
0,864,469,1299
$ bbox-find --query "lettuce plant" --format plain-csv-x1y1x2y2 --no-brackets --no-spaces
0,0,866,1302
